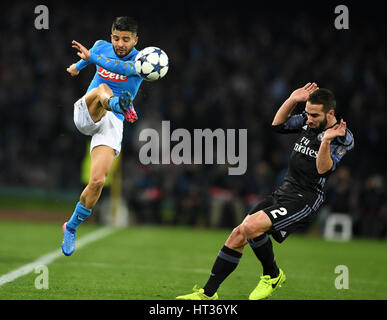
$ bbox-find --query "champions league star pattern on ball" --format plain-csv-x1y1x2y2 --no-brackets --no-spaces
134,46,169,82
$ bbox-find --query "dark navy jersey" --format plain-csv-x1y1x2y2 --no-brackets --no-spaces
272,112,354,203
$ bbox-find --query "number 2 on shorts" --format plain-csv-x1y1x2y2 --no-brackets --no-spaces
270,207,287,219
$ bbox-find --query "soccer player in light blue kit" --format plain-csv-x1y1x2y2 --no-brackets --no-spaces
62,16,143,256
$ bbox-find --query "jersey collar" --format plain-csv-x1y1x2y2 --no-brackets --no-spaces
121,47,138,61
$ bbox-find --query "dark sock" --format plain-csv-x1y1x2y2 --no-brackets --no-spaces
203,245,242,296
248,233,279,278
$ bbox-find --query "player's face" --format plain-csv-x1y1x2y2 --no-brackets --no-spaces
305,102,328,132
111,30,138,57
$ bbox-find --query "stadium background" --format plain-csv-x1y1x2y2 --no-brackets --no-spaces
0,0,386,239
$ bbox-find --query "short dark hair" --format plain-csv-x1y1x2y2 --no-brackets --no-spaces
307,88,336,113
111,16,138,35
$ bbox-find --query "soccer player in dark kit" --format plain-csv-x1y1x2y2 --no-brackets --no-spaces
176,82,354,300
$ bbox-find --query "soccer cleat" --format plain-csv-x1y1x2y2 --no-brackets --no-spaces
118,91,134,113
248,268,286,300
124,106,138,123
108,91,134,115
176,285,218,300
61,222,76,256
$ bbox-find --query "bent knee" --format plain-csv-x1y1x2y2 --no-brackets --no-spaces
86,83,108,100
241,219,256,239
241,212,271,239
226,225,247,249
98,83,109,91
88,176,106,189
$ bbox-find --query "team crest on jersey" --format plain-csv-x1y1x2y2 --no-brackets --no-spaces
98,67,128,82
334,145,347,158
317,132,325,141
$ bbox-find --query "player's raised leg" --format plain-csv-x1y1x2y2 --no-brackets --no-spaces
83,84,109,122
94,83,137,123
83,83,137,123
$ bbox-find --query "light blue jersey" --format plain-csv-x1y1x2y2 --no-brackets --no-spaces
75,40,143,121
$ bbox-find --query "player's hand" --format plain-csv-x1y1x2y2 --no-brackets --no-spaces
289,82,319,103
66,63,80,76
323,119,347,142
72,40,91,60
124,106,138,124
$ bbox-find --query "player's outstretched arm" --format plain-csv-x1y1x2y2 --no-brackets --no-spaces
72,40,138,77
66,63,80,76
72,40,91,60
272,82,319,126
68,40,104,75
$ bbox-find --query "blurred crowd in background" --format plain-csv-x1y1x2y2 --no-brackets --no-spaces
1,2,386,238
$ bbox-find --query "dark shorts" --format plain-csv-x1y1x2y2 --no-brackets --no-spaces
248,191,322,243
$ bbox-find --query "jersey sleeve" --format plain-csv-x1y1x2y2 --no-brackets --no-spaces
272,112,307,134
329,128,354,171
75,40,104,71
88,52,138,77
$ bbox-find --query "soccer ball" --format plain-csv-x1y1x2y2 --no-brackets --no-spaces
134,47,169,82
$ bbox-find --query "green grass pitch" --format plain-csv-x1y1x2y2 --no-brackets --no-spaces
0,220,386,300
